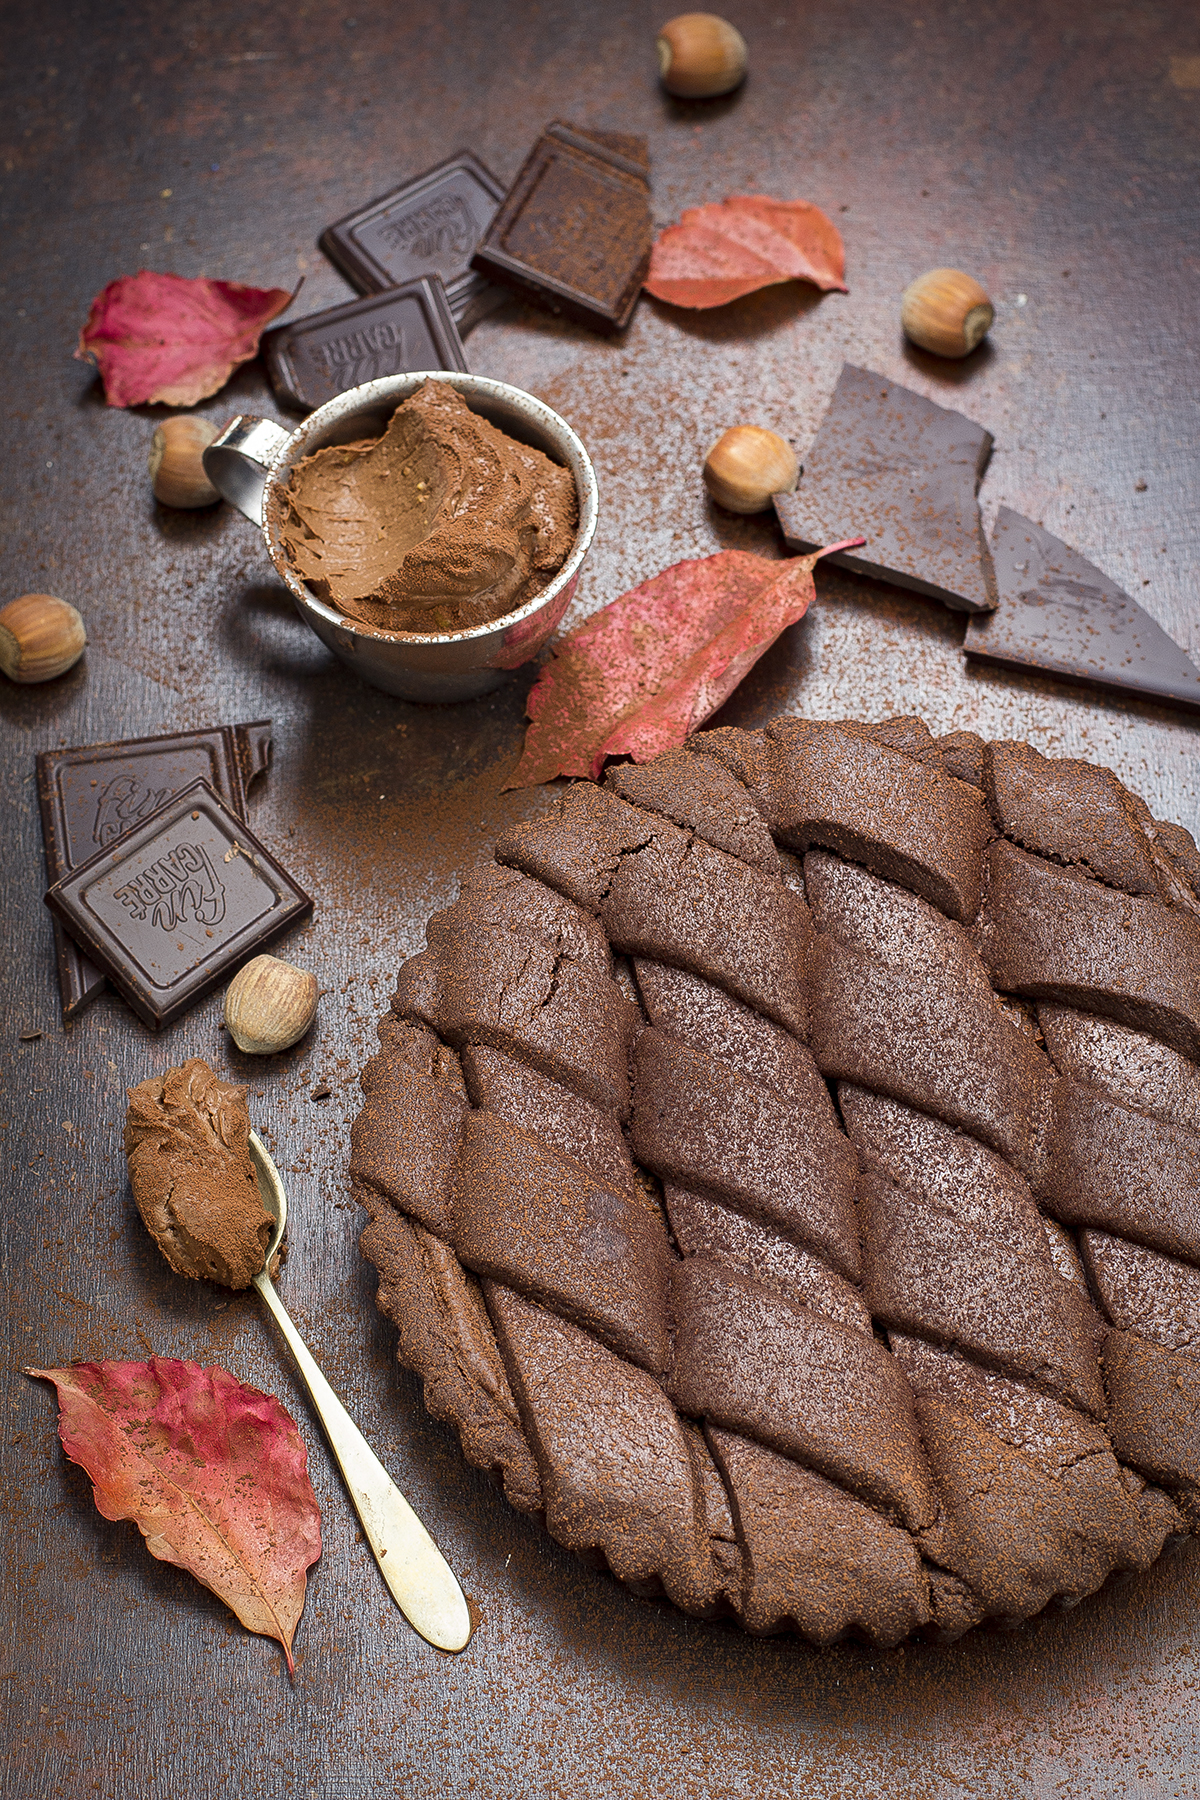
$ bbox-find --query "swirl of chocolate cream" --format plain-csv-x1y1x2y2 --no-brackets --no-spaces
124,1059,272,1290
275,379,578,635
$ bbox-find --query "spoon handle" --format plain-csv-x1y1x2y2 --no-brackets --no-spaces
252,1268,472,1653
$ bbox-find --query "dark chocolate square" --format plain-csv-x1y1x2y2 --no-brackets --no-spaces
471,122,652,334
963,507,1200,712
319,150,508,332
261,277,469,413
36,721,272,1020
44,779,311,1032
774,364,997,614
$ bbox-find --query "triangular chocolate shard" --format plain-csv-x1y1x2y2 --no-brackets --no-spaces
964,508,1200,714
774,364,997,613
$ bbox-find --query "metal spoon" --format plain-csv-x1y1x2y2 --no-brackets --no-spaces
248,1130,472,1653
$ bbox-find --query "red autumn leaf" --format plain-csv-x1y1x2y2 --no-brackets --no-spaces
645,195,848,310
507,538,864,789
28,1357,321,1674
75,270,294,408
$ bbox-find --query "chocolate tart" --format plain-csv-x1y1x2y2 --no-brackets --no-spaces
351,715,1200,1646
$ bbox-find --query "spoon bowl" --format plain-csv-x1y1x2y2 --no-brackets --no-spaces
248,1131,472,1653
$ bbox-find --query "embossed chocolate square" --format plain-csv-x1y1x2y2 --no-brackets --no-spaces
261,277,469,413
471,121,652,333
36,720,272,1019
44,779,312,1032
319,150,508,332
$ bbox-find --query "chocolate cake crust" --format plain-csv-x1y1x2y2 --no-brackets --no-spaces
352,712,1199,1647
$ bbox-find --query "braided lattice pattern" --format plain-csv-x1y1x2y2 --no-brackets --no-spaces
351,714,1200,1645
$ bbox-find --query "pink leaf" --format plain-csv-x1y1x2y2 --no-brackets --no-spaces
645,195,847,309
75,271,294,408
507,538,864,790
28,1358,321,1674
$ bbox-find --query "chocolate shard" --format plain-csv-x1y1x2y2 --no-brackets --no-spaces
632,957,825,1108
665,1186,872,1334
472,121,652,334
350,1016,469,1237
261,277,469,413
486,1283,723,1615
857,1163,1104,1416
773,364,997,613
459,1042,634,1194
914,1391,1179,1618
1081,1231,1200,1356
1038,1003,1200,1136
1038,1078,1200,1266
964,507,1200,713
450,1112,671,1376
806,854,1057,1179
359,1210,541,1513
601,828,813,1039
705,1427,931,1647
706,718,994,922
1102,1329,1200,1522
983,738,1188,906
36,719,272,1019
318,150,508,332
669,1257,937,1531
43,778,309,1032
631,1028,861,1281
606,747,780,875
975,839,1200,1061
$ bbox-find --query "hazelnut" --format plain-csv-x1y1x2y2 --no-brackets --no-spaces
901,268,994,359
0,594,87,684
703,426,799,514
657,13,747,98
224,954,318,1055
148,415,221,509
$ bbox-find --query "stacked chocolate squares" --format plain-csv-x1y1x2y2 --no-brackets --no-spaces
37,722,312,1029
265,126,653,412
776,363,1200,713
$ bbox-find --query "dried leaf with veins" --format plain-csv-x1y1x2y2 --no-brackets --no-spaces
645,195,848,310
507,539,863,789
28,1358,321,1674
75,270,294,408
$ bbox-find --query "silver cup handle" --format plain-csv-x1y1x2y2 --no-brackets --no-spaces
202,416,292,526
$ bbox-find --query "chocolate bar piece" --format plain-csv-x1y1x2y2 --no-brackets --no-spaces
261,277,468,413
37,721,272,1019
774,364,997,613
471,122,652,334
963,506,1200,713
319,150,507,333
44,779,311,1032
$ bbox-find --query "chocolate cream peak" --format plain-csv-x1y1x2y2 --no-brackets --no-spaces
276,379,578,635
124,1058,272,1290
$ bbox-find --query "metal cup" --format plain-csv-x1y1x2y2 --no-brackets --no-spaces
203,371,598,703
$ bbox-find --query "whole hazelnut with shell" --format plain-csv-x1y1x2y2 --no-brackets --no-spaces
901,268,994,359
0,594,87,684
657,13,747,98
703,426,799,514
224,954,318,1055
148,415,221,509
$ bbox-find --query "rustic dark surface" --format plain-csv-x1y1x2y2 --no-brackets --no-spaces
3,1,1200,1795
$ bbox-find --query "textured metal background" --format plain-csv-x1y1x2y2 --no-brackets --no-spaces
3,1,1199,1794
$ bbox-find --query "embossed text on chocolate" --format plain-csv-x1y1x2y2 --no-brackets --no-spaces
113,844,227,932
93,774,173,847
378,193,476,260
310,321,406,392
